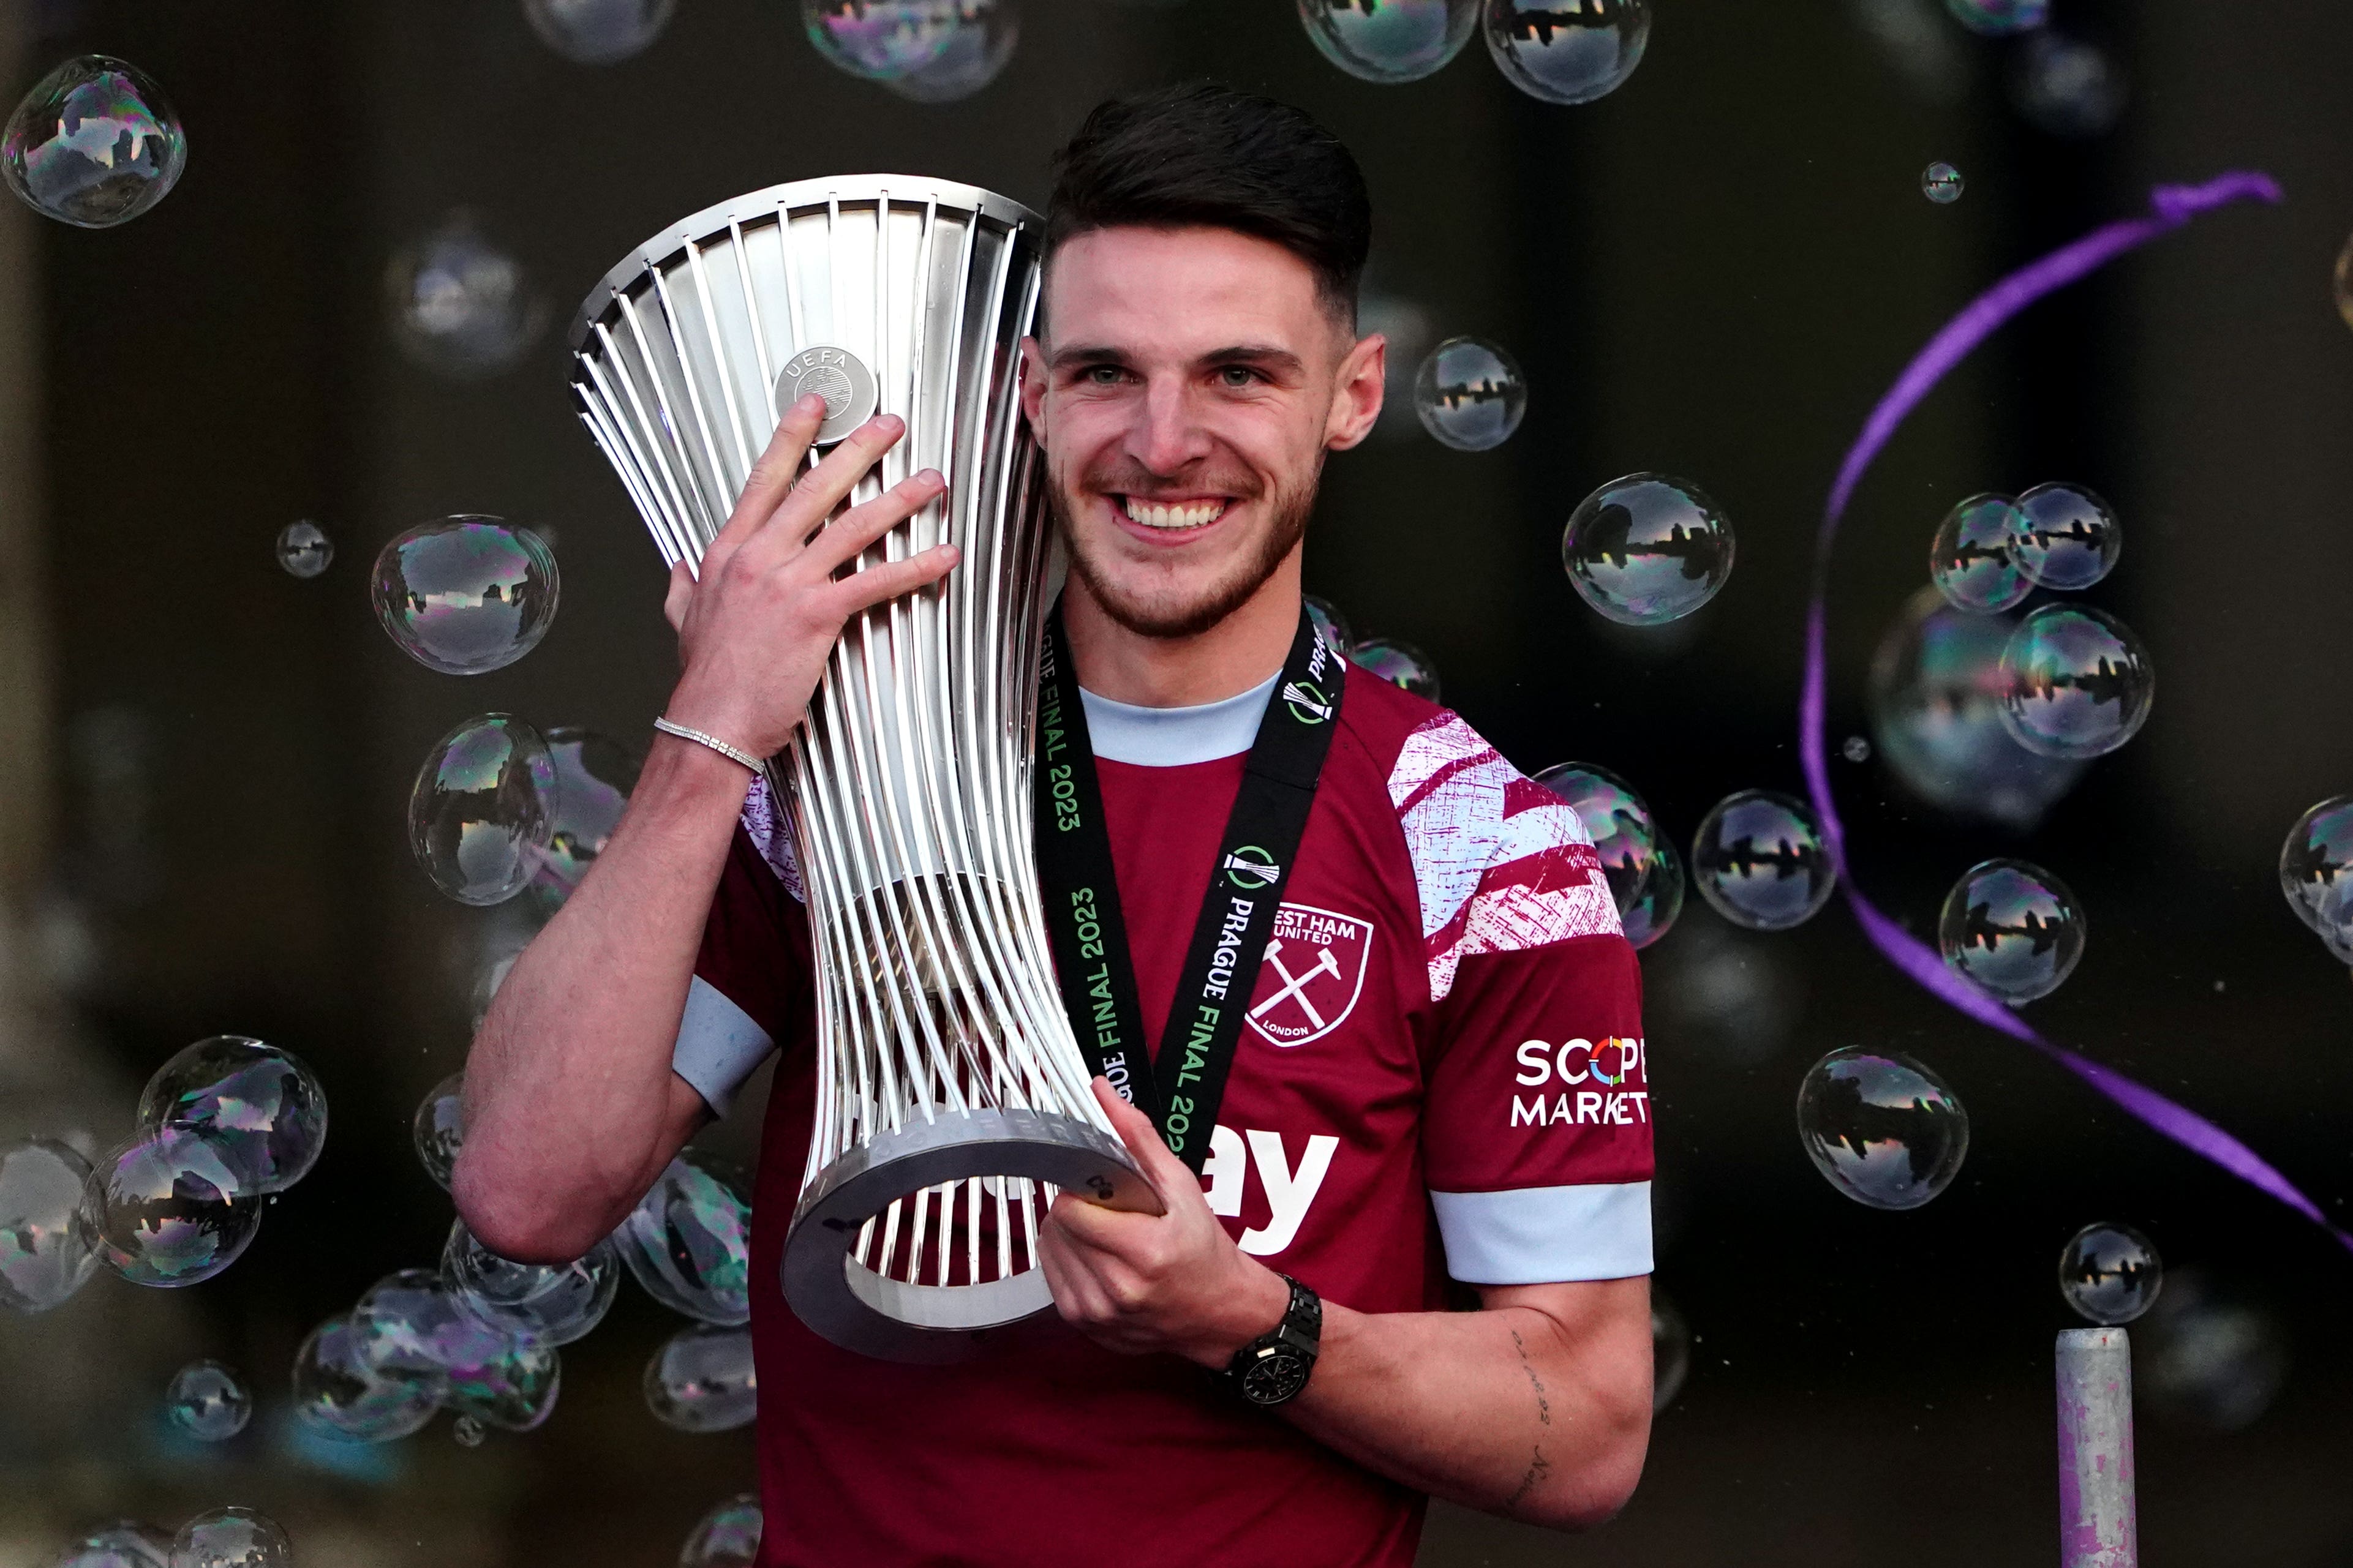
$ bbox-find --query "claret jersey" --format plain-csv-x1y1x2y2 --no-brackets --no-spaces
675,664,1652,1568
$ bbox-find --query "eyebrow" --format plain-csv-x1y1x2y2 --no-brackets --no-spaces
1047,343,1309,377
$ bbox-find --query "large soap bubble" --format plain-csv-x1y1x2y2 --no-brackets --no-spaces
165,1360,252,1441
1530,762,1679,948
386,213,550,378
2278,796,2353,961
1691,790,1835,932
1347,637,1441,703
413,1071,466,1188
2058,1221,2161,1326
1945,0,2046,34
617,1152,753,1326
1,56,186,230
2012,482,2120,591
535,727,641,910
353,1268,562,1431
0,1136,99,1313
80,1130,261,1288
644,1324,759,1433
443,1220,620,1346
1997,604,2153,760
1413,336,1525,451
1563,474,1735,627
1483,0,1648,105
885,0,1019,102
1938,858,2085,1005
1299,0,1477,83
802,0,962,79
680,1496,764,1568
53,1521,173,1568
1928,493,2030,613
170,1507,289,1568
523,0,677,64
1869,588,2085,828
138,1036,328,1194
1796,1047,1969,1210
373,517,561,676
409,714,558,907
291,1313,440,1443
274,521,333,579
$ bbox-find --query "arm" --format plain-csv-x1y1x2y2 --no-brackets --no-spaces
453,397,958,1264
1040,1082,1652,1531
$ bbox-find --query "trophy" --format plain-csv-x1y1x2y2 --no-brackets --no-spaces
568,178,1149,1362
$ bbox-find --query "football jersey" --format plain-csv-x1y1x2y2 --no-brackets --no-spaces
676,663,1652,1568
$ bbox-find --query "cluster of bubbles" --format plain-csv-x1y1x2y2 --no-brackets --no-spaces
1,55,187,230
1922,161,1964,203
1562,473,1736,627
1531,762,1682,948
2058,1221,2161,1326
1938,858,2085,1005
802,0,1020,103
681,1495,765,1568
407,718,639,908
274,520,333,579
54,1507,293,1568
2277,795,2353,964
385,212,552,380
1930,483,2120,612
1412,336,1526,451
1293,0,1648,102
1795,1047,1970,1210
1306,592,1446,703
524,0,678,64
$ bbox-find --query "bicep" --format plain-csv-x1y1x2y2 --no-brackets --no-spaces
1478,1276,1654,1406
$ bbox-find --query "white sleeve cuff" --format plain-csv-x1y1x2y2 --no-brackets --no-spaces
671,976,777,1117
1429,1180,1654,1285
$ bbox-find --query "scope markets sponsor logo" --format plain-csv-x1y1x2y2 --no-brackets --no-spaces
1509,1036,1648,1128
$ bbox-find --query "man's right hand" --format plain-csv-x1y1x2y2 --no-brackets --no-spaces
660,392,959,760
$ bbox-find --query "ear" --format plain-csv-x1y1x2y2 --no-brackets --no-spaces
1019,335,1048,447
1324,330,1387,453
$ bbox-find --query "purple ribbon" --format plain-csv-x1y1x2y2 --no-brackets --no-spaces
1801,170,2353,1253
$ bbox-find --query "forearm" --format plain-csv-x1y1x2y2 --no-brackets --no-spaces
453,734,751,1259
1281,1278,1653,1530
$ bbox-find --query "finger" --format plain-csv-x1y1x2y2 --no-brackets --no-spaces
827,543,961,619
707,394,826,571
803,468,947,575
771,413,907,535
1092,1078,1194,1207
663,560,693,634
1047,1187,1153,1256
1039,1220,1117,1324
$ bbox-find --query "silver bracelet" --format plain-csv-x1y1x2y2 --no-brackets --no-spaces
653,716,763,773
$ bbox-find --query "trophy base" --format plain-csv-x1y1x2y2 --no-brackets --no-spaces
781,1107,1155,1364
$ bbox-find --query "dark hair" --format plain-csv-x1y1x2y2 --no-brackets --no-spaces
1044,82,1372,326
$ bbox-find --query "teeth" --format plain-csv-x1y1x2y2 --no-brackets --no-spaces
1124,498,1224,530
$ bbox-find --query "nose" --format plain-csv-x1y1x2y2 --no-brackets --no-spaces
1124,372,1213,478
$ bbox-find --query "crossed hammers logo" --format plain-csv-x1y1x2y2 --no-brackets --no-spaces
1251,936,1341,1030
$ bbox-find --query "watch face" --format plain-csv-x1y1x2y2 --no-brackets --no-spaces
1240,1348,1311,1406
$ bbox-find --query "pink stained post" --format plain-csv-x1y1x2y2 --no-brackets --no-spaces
2056,1327,2138,1568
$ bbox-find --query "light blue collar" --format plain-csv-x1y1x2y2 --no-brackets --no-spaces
1079,672,1279,766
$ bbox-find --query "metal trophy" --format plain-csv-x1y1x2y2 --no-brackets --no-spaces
569,177,1150,1362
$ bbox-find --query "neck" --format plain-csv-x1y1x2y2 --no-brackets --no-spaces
1062,551,1302,707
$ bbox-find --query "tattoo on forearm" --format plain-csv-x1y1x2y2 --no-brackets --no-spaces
1505,1444,1552,1510
1503,1329,1555,1513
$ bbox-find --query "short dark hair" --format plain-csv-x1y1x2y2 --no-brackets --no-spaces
1044,82,1372,327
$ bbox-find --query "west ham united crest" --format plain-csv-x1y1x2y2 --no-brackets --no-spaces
1246,903,1372,1048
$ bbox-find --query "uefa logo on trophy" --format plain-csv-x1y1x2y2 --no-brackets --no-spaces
569,178,1153,1363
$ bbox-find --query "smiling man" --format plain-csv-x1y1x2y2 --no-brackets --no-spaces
457,83,1654,1568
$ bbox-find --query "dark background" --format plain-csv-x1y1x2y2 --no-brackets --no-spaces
2,1,2350,1564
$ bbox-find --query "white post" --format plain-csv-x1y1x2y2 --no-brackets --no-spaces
2056,1327,2137,1568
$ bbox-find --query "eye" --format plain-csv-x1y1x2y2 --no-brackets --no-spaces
1082,364,1128,386
1217,365,1263,389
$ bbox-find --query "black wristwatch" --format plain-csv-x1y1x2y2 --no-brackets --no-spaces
1227,1274,1321,1407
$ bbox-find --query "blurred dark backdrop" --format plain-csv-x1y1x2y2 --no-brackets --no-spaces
2,1,2349,1564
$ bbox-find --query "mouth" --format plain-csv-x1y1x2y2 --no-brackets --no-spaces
1112,495,1233,535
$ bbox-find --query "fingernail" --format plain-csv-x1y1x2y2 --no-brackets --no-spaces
922,468,946,487
797,393,825,415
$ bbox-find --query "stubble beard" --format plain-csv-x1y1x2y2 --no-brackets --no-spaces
1050,469,1319,641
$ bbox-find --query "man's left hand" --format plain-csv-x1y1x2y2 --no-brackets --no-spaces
1038,1079,1290,1368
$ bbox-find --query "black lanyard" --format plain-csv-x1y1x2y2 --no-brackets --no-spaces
1033,602,1344,1172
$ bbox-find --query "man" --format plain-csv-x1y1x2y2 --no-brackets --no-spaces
457,83,1654,1568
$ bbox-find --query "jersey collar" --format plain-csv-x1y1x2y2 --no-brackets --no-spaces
1077,671,1280,767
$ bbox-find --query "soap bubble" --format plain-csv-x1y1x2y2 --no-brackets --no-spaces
138,1036,328,1195
166,1360,252,1441
2011,482,2119,591
274,521,333,579
644,1324,758,1433
1929,493,2030,613
443,1220,620,1346
1870,588,2085,828
2279,796,2353,961
413,1072,465,1189
1944,0,2046,34
617,1152,753,1326
1842,736,1872,763
523,0,677,64
1623,839,1684,950
51,1521,173,1568
1938,858,2085,1005
1,56,186,230
170,1507,288,1568
0,1136,99,1313
886,0,1019,101
1796,1047,1969,1210
2058,1221,2161,1326
534,727,641,910
373,516,561,676
1650,1293,1689,1411
1691,790,1835,932
80,1130,262,1287
409,714,558,907
1563,473,1735,627
1299,0,1477,83
1483,0,1648,104
1921,162,1963,203
1348,637,1441,703
355,1268,564,1431
2011,33,2125,138
2142,1271,2287,1432
680,1495,764,1568
1304,595,1352,656
453,1412,487,1447
1413,336,1525,451
1530,762,1678,947
386,212,550,378
291,1313,440,1443
1997,604,2153,760
802,0,961,80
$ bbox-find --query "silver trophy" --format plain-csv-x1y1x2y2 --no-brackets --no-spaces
570,178,1149,1362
